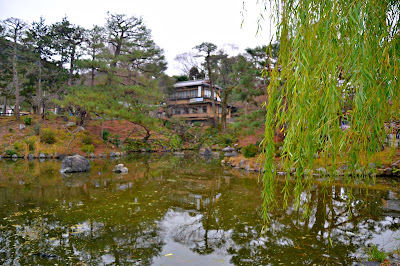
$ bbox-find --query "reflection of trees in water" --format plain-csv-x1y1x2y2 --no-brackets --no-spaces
0,197,166,265
0,156,399,264
0,157,172,265
223,184,399,265
164,177,399,265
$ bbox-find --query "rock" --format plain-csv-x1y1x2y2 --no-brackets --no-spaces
221,160,225,164
19,124,25,130
89,153,96,158
109,151,116,157
12,154,18,159
113,164,128,174
385,167,393,176
335,169,344,176
47,154,53,158
304,169,313,176
239,159,245,168
60,155,91,173
115,152,121,157
377,169,385,176
28,154,34,160
200,147,212,156
369,163,376,169
173,152,185,156
391,160,400,169
39,153,46,158
222,146,236,153
212,152,220,157
224,151,238,157
315,167,327,175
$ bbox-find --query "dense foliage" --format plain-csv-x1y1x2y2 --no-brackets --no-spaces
261,0,400,220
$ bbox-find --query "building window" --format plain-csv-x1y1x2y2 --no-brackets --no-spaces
204,90,211,98
203,106,207,113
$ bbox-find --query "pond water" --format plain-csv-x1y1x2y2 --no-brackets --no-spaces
0,154,399,265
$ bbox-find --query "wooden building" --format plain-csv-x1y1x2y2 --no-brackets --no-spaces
167,80,231,122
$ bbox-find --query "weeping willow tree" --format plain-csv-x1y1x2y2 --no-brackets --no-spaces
260,0,400,221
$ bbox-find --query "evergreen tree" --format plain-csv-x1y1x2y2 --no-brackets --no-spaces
2,17,27,120
51,17,85,86
194,42,218,127
77,25,106,86
25,16,53,114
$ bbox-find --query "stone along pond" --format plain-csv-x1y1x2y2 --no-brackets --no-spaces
0,154,399,265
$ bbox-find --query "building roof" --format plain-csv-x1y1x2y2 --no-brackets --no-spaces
174,80,222,90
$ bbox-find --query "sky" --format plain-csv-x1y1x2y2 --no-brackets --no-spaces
0,0,276,76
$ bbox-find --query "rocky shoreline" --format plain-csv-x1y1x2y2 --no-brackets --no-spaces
221,156,400,178
0,150,129,160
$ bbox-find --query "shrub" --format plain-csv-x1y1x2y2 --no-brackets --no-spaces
23,117,32,125
31,123,41,135
110,134,121,147
9,127,14,133
5,149,16,156
24,137,37,152
242,143,259,158
217,133,235,146
13,142,24,152
193,121,201,127
250,121,261,128
170,134,182,151
40,128,56,144
103,130,110,141
81,144,95,154
82,134,93,145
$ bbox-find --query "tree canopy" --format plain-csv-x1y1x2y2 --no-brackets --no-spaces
260,0,400,221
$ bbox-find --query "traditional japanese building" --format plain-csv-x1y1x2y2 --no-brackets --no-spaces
167,80,231,122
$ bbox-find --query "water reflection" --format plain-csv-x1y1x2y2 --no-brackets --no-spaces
0,155,399,265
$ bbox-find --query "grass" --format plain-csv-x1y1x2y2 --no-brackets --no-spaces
367,244,387,263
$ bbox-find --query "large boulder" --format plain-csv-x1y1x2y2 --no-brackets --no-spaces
60,155,91,173
113,164,128,174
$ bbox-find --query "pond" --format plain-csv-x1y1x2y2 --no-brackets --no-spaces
0,154,399,265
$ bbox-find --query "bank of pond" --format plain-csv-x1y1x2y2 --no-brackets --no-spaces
0,153,399,265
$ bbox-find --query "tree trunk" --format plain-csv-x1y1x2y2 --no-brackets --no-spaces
41,100,46,120
222,97,227,131
12,41,20,120
206,56,217,127
68,48,75,86
38,56,43,115
3,97,7,116
106,40,122,86
91,67,95,87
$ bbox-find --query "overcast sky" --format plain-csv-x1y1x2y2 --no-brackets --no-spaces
0,0,276,75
